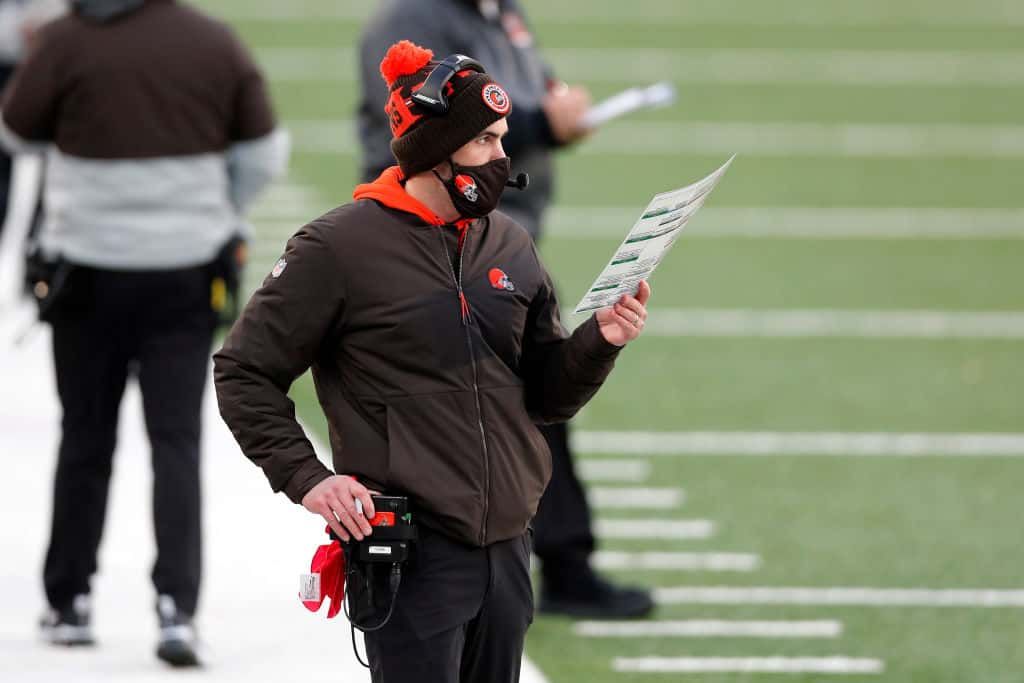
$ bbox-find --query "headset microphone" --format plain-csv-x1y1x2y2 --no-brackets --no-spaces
505,172,529,190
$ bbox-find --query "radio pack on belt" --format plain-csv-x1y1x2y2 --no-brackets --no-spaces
299,494,417,669
346,495,417,564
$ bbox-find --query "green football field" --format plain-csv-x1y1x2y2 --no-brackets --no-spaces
199,1,1024,680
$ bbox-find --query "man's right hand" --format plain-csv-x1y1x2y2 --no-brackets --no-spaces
301,475,377,542
542,83,593,145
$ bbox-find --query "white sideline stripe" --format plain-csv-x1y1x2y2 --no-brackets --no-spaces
547,207,1024,239
593,551,760,572
614,657,884,674
577,459,651,482
576,431,1024,457
636,309,1024,339
589,487,684,509
654,586,1024,607
576,619,842,638
285,118,1024,159
258,48,1024,86
595,519,716,540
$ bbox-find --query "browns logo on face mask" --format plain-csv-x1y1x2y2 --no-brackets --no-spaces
455,174,478,202
434,157,511,219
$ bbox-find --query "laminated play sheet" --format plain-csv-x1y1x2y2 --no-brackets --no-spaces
573,156,735,314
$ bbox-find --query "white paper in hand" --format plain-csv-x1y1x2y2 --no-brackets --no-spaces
573,156,735,314
583,82,676,128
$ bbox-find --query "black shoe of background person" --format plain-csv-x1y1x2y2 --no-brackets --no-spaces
40,593,95,646
540,573,655,619
156,595,202,668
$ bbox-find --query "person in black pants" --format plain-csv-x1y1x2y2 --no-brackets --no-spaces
0,0,289,665
45,265,214,627
214,40,653,681
358,0,653,618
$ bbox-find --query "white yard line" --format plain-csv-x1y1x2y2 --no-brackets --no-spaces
200,0,1024,27
285,118,1024,158
505,1,1024,28
575,431,1024,457
259,48,1024,87
629,309,1024,340
200,0,369,20
252,196,1024,241
576,619,842,638
545,207,1024,239
613,657,884,674
594,519,716,540
587,121,1024,158
593,551,760,572
654,586,1024,607
545,48,1024,87
251,203,324,221
589,487,684,509
252,203,1024,241
576,459,651,482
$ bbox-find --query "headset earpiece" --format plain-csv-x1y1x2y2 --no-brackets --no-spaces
411,54,486,114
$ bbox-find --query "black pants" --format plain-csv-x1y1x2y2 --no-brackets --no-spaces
532,422,596,590
43,265,215,616
0,63,13,236
362,526,533,683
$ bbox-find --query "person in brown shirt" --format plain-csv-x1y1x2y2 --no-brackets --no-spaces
1,0,288,666
214,41,651,682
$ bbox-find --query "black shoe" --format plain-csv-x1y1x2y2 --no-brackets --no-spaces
156,595,202,668
40,594,95,646
540,575,655,619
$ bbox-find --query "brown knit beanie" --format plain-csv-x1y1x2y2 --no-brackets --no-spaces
380,40,512,178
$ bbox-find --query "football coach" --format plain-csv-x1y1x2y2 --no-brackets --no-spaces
213,40,651,683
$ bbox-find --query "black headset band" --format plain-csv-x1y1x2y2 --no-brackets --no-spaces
410,54,486,114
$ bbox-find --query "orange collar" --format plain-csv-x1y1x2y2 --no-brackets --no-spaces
353,166,473,229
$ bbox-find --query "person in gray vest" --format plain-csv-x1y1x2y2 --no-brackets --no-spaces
0,0,288,666
358,0,654,619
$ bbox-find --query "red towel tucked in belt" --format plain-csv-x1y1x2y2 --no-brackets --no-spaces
300,528,345,618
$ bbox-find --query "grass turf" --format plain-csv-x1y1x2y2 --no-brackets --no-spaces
198,0,1024,679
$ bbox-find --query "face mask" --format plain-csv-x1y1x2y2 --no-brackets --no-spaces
434,157,511,219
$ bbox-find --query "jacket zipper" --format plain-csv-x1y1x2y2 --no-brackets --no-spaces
438,226,491,546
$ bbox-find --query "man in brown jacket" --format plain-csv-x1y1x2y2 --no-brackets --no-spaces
214,40,650,683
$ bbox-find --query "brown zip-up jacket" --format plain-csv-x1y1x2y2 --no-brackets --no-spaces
213,167,621,546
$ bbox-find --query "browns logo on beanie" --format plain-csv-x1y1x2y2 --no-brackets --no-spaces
380,40,512,178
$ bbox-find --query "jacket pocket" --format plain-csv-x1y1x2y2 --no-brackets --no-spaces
478,385,552,542
385,391,486,545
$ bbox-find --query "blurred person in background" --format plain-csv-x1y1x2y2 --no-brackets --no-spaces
0,0,59,233
358,0,654,618
0,0,28,234
215,39,651,682
0,0,288,666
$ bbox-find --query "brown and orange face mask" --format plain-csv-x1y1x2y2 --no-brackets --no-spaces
433,157,511,219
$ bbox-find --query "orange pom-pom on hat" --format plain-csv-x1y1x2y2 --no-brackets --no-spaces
379,40,434,87
378,40,512,178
